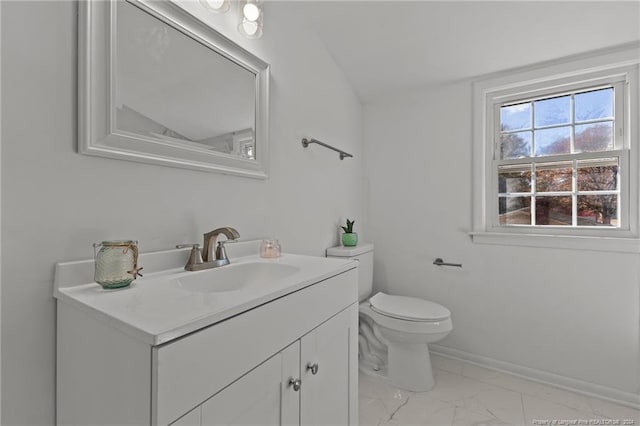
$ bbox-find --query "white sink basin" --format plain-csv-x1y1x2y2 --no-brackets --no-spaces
54,251,358,345
174,262,300,293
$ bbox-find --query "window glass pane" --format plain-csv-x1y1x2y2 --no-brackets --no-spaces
498,165,531,194
574,122,613,153
499,196,531,225
575,88,613,122
577,195,618,227
534,95,571,127
501,103,531,131
493,80,625,232
535,196,572,225
500,131,531,159
536,162,572,192
534,126,571,156
577,158,618,191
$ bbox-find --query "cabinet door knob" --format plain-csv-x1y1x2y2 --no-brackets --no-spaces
288,377,301,391
306,362,319,375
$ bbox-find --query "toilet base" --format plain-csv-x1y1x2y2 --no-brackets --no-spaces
388,343,435,392
358,344,436,392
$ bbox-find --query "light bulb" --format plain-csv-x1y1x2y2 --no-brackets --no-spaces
237,0,263,38
199,0,230,13
241,19,259,36
243,3,261,22
208,0,225,9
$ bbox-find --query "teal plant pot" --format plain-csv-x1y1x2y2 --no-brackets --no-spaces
342,233,358,247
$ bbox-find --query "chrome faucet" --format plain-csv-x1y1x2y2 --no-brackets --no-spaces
177,227,240,271
203,227,240,263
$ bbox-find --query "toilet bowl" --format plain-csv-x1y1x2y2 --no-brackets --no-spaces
326,243,453,392
359,292,452,391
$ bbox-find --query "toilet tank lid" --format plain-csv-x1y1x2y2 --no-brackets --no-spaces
326,243,374,257
369,292,451,321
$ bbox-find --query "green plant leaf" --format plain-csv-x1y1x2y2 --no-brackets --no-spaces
344,218,355,233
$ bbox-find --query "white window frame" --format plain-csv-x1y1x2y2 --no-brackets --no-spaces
471,46,640,252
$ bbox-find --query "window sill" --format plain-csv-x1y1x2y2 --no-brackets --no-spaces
469,231,640,253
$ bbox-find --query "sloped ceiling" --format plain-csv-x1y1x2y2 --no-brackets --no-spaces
291,1,640,103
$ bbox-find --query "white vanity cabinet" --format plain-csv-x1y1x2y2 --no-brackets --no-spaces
168,305,356,426
56,261,358,426
195,305,354,426
198,342,300,426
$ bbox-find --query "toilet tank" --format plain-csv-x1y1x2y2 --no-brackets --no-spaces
326,243,374,302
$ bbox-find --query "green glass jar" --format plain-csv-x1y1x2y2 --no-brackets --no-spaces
93,240,142,289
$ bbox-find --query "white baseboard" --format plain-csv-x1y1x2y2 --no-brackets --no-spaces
430,344,640,410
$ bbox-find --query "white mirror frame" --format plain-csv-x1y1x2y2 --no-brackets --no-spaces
78,0,270,178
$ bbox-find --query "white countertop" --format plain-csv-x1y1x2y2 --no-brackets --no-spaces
54,251,357,345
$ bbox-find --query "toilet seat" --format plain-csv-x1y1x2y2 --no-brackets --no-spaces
369,292,450,322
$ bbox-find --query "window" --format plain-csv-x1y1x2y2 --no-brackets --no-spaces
496,85,624,228
472,49,639,251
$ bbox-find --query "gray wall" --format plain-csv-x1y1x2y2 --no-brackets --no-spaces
1,1,363,424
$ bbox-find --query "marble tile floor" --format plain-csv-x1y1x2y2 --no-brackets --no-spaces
359,355,640,426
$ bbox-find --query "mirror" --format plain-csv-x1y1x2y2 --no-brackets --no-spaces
78,0,270,178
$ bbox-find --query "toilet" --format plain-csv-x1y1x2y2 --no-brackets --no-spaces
326,243,452,392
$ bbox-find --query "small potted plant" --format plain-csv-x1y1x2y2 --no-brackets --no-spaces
341,218,358,247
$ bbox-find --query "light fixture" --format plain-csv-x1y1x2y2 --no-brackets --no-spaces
238,0,263,39
199,0,230,14
243,2,261,21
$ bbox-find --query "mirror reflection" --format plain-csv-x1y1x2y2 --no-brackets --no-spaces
115,1,257,159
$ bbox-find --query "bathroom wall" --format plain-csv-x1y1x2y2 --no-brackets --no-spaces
0,1,362,424
363,54,640,403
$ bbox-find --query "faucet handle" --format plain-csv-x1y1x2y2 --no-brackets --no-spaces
215,241,229,262
176,244,204,270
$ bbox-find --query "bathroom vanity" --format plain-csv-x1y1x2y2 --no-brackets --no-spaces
54,248,359,425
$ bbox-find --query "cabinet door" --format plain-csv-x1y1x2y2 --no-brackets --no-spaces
201,341,300,426
170,407,201,426
300,305,358,426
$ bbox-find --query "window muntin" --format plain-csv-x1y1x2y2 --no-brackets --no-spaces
473,57,638,249
494,85,624,229
497,157,621,227
499,87,616,160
